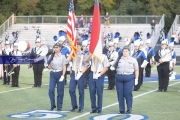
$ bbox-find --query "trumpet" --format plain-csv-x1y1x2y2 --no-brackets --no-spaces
8,67,15,76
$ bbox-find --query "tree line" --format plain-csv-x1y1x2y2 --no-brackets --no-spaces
0,0,180,32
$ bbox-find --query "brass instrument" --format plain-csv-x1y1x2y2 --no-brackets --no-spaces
150,58,154,67
156,51,171,66
8,67,15,76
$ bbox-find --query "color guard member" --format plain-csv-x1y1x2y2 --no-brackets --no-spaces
47,43,67,111
84,52,109,113
67,41,89,112
113,46,139,114
154,39,172,92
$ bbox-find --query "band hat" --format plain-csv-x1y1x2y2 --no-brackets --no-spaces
109,41,114,47
134,39,140,46
5,40,10,45
140,40,143,45
35,38,41,42
113,38,119,44
161,39,168,45
13,43,18,47
58,36,66,42
146,39,151,44
82,40,88,46
169,37,175,47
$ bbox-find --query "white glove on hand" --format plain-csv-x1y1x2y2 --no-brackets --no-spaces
96,73,101,78
110,66,115,70
59,76,64,82
75,73,82,80
135,79,138,85
93,74,98,79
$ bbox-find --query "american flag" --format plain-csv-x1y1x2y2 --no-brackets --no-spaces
66,0,77,58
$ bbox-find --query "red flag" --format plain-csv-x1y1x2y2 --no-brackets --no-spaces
89,0,102,62
66,0,77,58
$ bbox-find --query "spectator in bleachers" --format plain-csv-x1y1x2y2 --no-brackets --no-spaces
89,17,93,28
79,15,84,28
150,19,156,36
75,17,79,28
104,12,110,28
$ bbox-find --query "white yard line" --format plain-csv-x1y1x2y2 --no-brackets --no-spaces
0,84,48,94
68,81,180,120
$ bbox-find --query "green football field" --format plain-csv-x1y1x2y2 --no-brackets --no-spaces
0,65,180,120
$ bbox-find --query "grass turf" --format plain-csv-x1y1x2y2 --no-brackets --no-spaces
0,65,180,120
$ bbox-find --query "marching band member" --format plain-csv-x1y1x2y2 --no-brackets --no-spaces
2,40,11,85
145,34,155,77
132,39,148,91
82,40,90,89
30,38,46,87
103,40,109,55
113,46,139,114
113,38,120,52
47,43,67,111
84,51,109,114
139,40,147,86
169,37,176,80
9,43,22,87
67,41,89,113
107,42,118,90
154,39,172,92
0,41,3,79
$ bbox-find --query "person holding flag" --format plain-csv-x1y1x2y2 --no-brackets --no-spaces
84,0,109,114
66,0,89,113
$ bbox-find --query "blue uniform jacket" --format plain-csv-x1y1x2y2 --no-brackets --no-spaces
146,47,155,59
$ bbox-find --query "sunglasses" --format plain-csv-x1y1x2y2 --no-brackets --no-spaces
53,46,59,48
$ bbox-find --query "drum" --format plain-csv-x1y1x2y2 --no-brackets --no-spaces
42,44,53,56
18,41,30,52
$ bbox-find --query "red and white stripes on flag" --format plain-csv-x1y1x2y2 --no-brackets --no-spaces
66,0,77,58
89,0,102,62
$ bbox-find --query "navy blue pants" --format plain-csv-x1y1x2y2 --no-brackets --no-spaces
69,71,85,110
48,71,65,110
115,74,135,112
88,72,105,111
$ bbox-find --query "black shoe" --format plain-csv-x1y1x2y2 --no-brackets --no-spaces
126,110,131,114
71,106,78,111
57,109,61,111
110,87,115,90
156,89,162,92
78,109,83,113
164,90,167,92
90,110,97,113
32,85,37,88
97,110,102,114
119,111,125,114
50,105,56,111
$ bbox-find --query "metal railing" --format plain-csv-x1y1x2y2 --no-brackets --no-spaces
0,14,14,37
14,15,162,24
168,15,180,40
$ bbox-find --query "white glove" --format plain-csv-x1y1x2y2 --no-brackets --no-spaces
59,76,64,82
110,66,115,70
75,73,82,80
95,73,101,78
93,74,98,79
135,79,138,85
